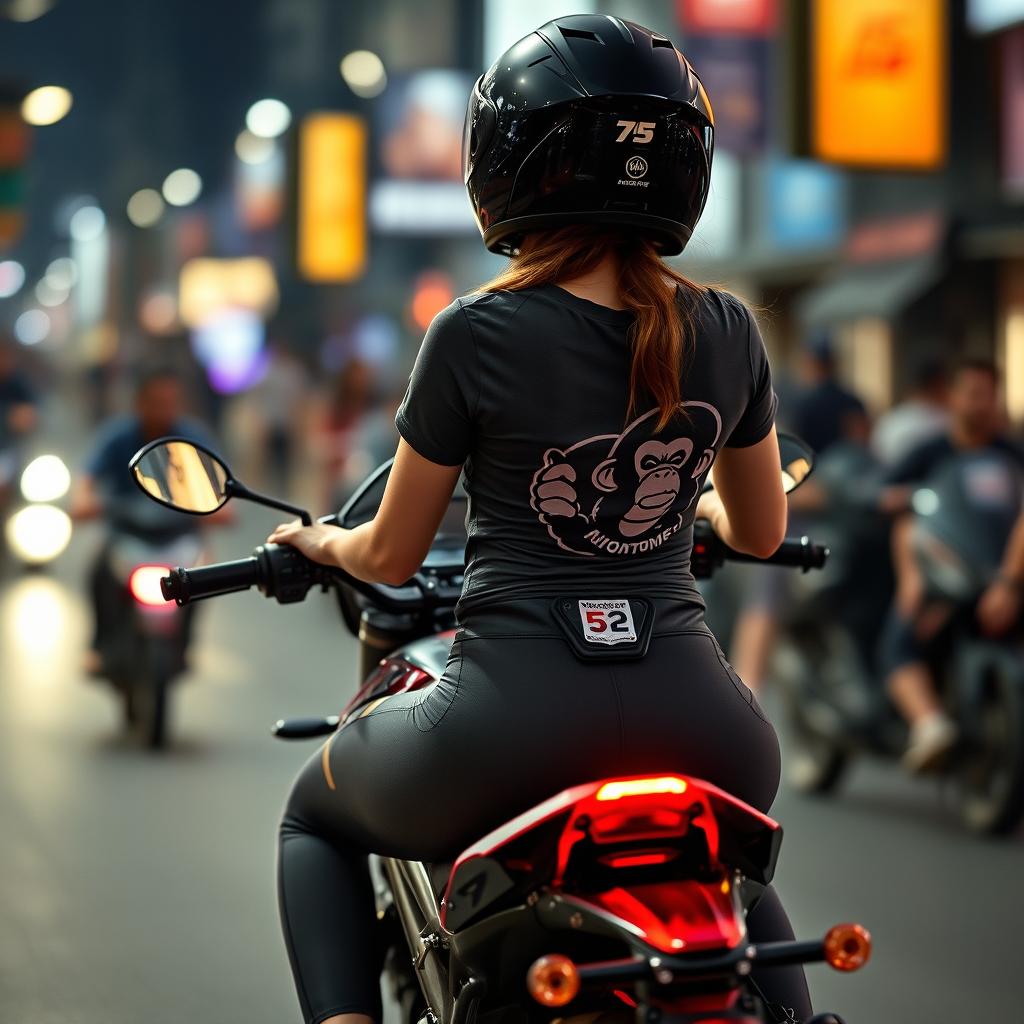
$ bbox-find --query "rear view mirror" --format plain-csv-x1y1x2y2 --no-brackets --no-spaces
130,436,313,524
778,433,814,494
130,438,230,515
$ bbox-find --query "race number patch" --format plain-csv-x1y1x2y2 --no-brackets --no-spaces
578,599,638,646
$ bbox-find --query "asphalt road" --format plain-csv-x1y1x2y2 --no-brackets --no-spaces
0,507,1020,1024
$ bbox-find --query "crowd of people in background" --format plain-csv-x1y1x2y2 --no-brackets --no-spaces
6,312,1024,777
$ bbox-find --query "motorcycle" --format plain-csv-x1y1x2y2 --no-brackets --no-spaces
127,433,867,1024
775,443,1024,835
93,496,203,748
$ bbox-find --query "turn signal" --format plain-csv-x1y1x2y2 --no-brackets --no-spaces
527,954,580,1007
823,923,872,972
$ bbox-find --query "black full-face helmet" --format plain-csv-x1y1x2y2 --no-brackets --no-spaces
463,14,714,257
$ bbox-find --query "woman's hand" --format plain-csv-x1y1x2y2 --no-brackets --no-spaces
267,520,345,567
695,489,726,534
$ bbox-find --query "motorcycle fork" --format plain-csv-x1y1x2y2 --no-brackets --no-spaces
380,857,454,1023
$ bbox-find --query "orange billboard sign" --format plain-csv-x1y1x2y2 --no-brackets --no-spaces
297,113,367,283
812,0,946,169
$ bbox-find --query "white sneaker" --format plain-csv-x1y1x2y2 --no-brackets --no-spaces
903,713,958,774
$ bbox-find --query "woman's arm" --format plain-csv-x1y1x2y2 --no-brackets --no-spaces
695,427,787,558
268,438,462,585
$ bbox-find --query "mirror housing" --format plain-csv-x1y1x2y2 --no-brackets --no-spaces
129,437,312,524
130,437,230,515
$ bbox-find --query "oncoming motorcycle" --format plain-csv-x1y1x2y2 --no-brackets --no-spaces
128,434,867,1024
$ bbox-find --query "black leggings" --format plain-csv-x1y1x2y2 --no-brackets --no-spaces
278,602,812,1023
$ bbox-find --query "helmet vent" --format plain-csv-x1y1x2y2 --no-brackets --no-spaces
528,54,552,67
559,26,603,44
651,37,674,49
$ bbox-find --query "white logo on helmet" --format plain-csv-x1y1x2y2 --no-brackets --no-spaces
625,156,648,179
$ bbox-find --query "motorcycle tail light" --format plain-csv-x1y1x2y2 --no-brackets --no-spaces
823,923,872,972
527,954,579,1007
597,776,688,801
130,565,174,608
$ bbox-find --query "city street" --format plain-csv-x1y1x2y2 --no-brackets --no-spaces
0,505,1020,1024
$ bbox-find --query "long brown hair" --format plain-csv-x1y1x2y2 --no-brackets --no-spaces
480,225,705,431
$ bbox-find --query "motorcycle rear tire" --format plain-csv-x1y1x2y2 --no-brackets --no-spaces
957,662,1024,835
134,641,173,750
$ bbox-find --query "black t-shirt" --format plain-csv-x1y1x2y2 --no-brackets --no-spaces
396,285,777,616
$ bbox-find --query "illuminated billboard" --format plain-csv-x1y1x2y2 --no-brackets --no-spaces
297,113,367,282
811,0,946,169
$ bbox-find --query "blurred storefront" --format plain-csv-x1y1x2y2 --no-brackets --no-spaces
2,0,1024,426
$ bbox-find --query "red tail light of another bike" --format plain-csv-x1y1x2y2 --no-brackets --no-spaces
129,565,175,609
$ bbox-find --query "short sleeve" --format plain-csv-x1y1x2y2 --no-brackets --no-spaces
395,299,478,467
726,306,778,448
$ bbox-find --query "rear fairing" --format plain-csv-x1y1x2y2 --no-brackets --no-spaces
341,630,456,723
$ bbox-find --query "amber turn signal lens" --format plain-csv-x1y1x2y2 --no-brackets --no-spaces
823,923,872,972
527,954,580,1007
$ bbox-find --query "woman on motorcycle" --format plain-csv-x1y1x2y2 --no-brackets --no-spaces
269,16,808,1024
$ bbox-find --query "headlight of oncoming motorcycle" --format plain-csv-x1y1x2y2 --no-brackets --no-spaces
5,505,72,564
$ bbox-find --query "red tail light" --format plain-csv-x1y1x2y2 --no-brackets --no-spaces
589,879,744,953
129,565,173,608
597,776,688,800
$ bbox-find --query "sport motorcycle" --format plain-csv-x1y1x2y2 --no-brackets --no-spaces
127,433,867,1024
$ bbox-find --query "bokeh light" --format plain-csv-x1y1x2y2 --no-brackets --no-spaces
340,50,387,97
410,271,454,330
5,505,72,564
20,85,73,126
245,98,292,138
139,291,179,335
68,205,106,241
44,257,77,291
4,0,55,22
162,168,203,207
0,260,26,298
34,277,67,307
235,129,275,165
13,309,50,345
19,455,71,504
126,188,165,227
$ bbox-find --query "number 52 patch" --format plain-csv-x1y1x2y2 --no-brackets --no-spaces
578,599,638,646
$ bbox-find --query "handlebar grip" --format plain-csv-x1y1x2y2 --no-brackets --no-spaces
161,556,262,605
761,536,829,570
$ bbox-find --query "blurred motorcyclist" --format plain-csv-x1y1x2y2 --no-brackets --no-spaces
881,358,1024,771
70,365,225,672
0,333,39,508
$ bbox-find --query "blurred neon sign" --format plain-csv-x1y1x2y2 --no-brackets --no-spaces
812,0,946,169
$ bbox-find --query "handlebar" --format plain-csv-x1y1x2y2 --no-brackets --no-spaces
161,557,261,603
722,535,829,571
691,523,828,579
161,529,828,610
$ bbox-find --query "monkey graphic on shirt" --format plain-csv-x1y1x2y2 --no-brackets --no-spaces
529,402,722,556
